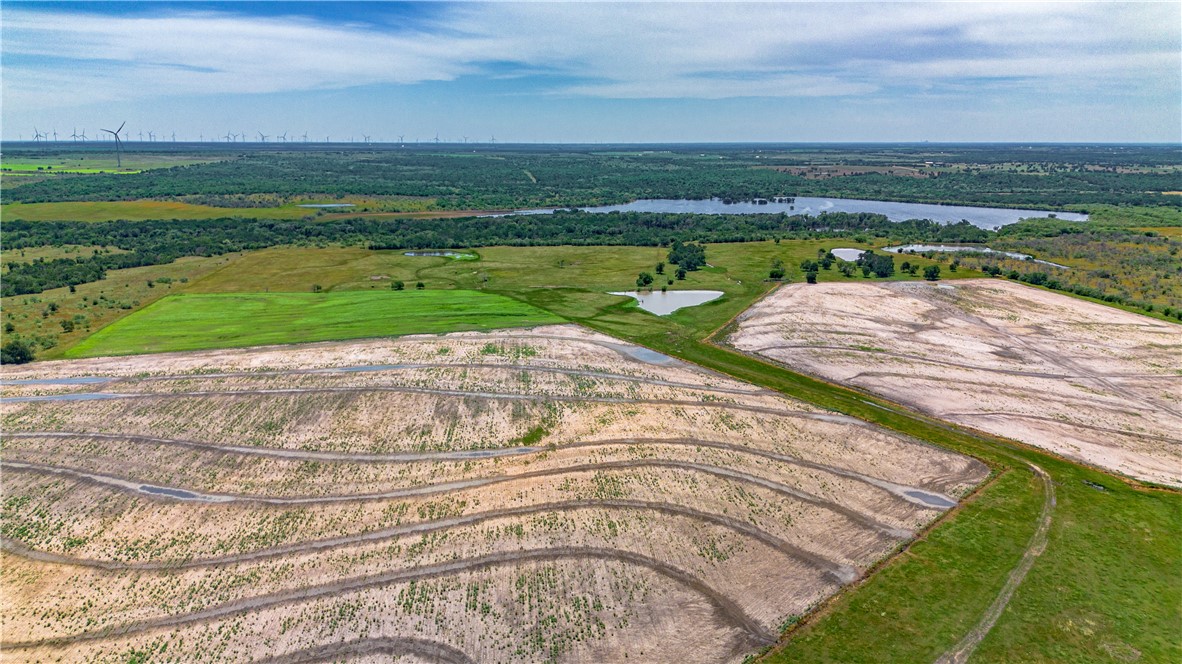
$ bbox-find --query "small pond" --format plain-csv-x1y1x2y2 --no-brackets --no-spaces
403,251,477,260
297,203,355,208
884,244,1069,269
610,290,723,316
830,248,865,261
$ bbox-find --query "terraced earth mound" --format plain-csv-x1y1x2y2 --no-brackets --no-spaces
1,325,987,663
729,280,1182,487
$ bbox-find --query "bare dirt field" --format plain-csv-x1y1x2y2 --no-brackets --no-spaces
1,325,987,663
729,281,1182,487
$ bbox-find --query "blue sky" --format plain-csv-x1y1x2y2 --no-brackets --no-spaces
2,1,1179,143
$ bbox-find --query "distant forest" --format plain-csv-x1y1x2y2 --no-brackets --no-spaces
7,148,1180,209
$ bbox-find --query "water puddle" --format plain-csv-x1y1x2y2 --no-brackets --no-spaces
610,290,723,315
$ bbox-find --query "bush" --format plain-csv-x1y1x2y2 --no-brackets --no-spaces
1,339,35,364
392,280,405,291
924,265,941,281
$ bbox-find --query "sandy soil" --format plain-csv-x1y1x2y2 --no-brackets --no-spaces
1,325,987,662
729,281,1182,486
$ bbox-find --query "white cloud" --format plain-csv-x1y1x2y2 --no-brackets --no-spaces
1,1,1177,111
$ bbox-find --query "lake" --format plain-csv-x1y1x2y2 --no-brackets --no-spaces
884,244,1070,269
491,197,1086,230
610,290,723,315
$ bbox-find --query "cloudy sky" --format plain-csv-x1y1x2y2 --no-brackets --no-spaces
2,1,1178,143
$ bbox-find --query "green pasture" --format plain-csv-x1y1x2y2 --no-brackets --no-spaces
64,290,562,357
1,200,311,222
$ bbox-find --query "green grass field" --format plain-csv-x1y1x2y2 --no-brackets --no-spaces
64,290,563,357
1,200,312,222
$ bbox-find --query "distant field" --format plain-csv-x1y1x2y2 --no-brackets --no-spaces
0,244,128,267
2,200,312,222
65,290,564,357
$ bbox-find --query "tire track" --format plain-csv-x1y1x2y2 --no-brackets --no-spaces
1,386,847,425
2,458,911,538
1,547,777,650
3,431,957,508
934,463,1055,664
3,361,765,396
249,637,477,664
2,498,858,583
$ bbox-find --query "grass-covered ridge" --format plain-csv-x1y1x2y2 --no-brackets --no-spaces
65,290,563,357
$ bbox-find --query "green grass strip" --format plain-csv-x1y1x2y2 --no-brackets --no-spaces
65,290,563,357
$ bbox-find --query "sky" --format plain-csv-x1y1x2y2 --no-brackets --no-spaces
2,1,1179,143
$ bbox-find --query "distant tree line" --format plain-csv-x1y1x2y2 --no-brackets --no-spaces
7,150,1178,209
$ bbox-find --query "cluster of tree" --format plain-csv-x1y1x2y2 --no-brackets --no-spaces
855,250,896,278
666,241,706,271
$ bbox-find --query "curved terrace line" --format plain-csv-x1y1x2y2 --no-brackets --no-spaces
0,386,840,422
1,361,766,396
248,637,477,664
1,547,777,649
5,431,958,508
2,458,911,538
1,497,858,583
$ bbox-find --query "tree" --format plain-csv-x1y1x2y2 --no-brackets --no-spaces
312,284,323,292
949,260,960,272
636,272,654,289
769,258,785,280
60,320,74,333
655,262,665,275
924,265,941,281
805,270,818,284
392,280,405,291
667,240,706,271
799,259,818,272
415,281,426,290
1,339,35,364
676,267,687,280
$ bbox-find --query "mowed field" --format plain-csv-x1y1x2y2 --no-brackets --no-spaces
729,280,1182,487
0,326,988,663
65,290,563,357
1,200,311,222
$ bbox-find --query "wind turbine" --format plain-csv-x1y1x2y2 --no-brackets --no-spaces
70,128,82,142
138,131,144,142
301,132,308,142
490,135,496,144
433,132,440,145
224,131,234,142
99,121,126,168
363,134,371,144
79,129,87,141
462,135,469,144
32,127,43,142
171,132,177,142
257,131,269,142
278,132,287,143
148,130,155,142
52,129,59,141
397,134,405,144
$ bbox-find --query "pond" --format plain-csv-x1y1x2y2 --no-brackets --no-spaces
403,251,478,260
610,290,723,315
884,244,1070,269
489,197,1086,230
830,248,865,261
